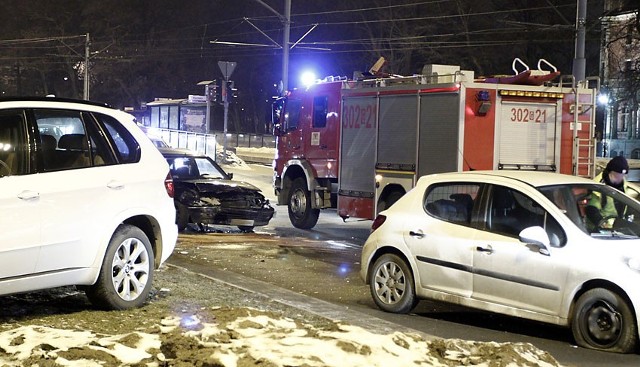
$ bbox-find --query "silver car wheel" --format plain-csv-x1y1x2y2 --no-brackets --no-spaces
374,260,406,305
369,253,417,314
111,237,151,301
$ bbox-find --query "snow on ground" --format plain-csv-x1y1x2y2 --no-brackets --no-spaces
217,146,252,169
0,307,563,367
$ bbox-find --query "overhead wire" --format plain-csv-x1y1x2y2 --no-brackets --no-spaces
0,1,594,66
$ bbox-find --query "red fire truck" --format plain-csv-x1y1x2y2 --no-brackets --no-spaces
272,64,598,229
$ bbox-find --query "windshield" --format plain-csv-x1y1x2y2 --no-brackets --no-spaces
167,156,226,179
539,183,640,238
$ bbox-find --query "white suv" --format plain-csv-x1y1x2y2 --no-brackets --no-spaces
0,97,178,310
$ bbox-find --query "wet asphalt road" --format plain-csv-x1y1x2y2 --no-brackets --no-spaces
179,163,640,366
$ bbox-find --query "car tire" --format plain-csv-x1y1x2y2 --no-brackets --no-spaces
288,177,320,229
85,224,155,310
176,204,189,231
369,253,418,314
571,288,638,353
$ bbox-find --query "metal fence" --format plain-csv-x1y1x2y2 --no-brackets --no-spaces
152,128,275,159
215,132,276,149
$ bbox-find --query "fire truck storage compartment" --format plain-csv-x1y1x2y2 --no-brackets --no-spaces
417,92,461,177
496,99,560,170
377,95,418,171
339,96,376,199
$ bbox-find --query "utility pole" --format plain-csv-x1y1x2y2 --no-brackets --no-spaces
253,0,291,93
84,33,90,100
282,0,291,92
572,0,587,83
218,61,237,163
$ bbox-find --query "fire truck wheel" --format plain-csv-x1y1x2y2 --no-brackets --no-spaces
288,177,320,229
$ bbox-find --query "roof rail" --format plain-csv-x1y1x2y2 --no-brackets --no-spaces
0,96,111,108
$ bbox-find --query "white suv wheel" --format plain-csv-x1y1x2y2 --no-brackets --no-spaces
86,225,155,310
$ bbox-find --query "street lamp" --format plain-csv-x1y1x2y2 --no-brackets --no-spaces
597,93,610,105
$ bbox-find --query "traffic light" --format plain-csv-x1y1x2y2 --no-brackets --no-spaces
226,80,238,99
206,82,218,102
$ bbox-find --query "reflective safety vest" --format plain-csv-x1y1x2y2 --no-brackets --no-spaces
588,172,629,229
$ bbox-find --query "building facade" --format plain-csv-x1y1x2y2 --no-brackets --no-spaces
600,1,640,157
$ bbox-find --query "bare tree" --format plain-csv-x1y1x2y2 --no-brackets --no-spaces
601,4,639,141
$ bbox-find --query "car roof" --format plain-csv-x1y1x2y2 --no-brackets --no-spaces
422,170,598,187
0,96,111,108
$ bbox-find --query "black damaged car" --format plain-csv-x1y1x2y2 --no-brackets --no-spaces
160,147,274,232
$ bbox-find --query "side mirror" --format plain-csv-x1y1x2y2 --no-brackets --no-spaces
227,172,234,180
519,226,551,256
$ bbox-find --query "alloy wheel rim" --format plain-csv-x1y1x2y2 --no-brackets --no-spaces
375,261,405,305
112,238,150,301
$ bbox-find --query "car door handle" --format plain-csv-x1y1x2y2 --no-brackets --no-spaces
17,190,39,201
107,180,125,190
476,245,494,254
409,230,425,238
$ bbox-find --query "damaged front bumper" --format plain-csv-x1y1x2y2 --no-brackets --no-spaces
185,203,275,227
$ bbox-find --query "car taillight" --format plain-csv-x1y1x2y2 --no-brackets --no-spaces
370,215,386,233
164,172,174,198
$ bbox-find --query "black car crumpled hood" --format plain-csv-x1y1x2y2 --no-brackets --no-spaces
183,178,262,194
174,176,272,210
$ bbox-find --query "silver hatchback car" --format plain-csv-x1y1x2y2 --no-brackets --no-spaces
361,170,640,353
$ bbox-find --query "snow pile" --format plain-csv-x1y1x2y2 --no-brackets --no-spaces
0,307,563,367
217,147,250,169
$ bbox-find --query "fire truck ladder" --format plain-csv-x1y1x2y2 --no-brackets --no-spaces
559,75,599,178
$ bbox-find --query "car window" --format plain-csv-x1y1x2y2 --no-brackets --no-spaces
194,157,225,178
34,110,115,171
97,114,141,164
284,99,301,131
313,96,328,128
0,110,27,176
540,183,640,239
487,185,566,247
35,110,89,171
167,156,225,179
424,183,479,225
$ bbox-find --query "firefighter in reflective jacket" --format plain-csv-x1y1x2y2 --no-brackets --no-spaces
586,156,629,230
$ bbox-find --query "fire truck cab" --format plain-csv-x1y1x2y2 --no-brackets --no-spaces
272,79,342,228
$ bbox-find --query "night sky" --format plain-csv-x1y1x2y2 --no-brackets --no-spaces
1,0,624,132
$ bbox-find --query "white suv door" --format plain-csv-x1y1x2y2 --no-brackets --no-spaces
33,109,132,273
0,110,40,279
